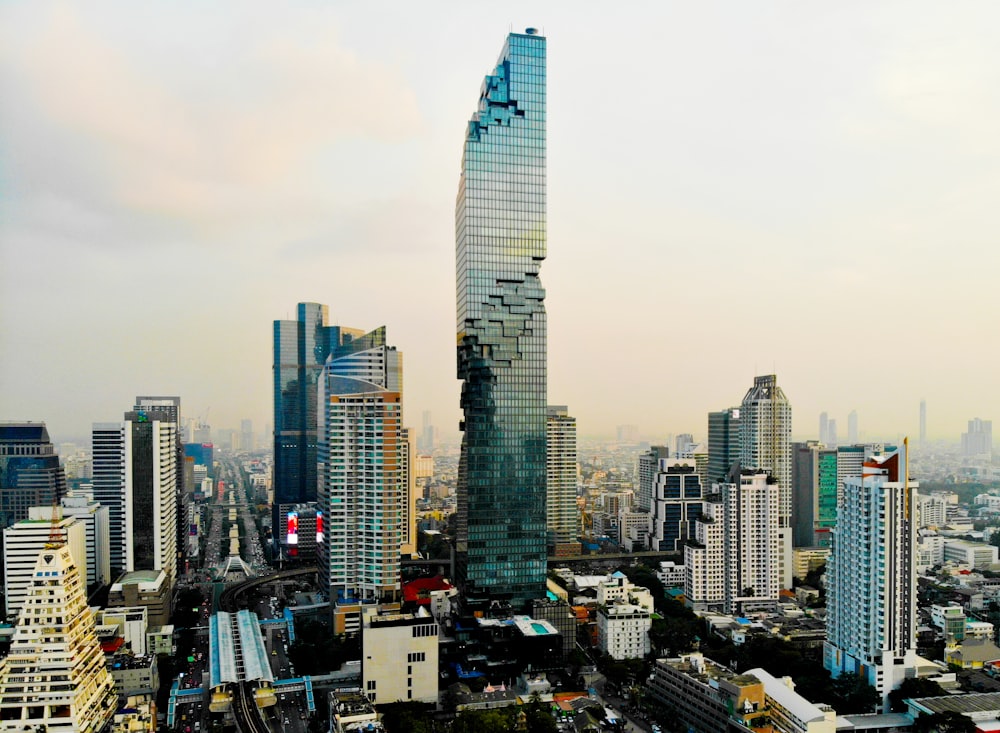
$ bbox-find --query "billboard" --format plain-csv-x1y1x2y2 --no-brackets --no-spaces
286,511,299,545
316,510,324,544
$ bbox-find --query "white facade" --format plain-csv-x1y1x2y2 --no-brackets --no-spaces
685,471,780,615
2,510,87,618
98,606,148,656
318,332,404,603
546,406,578,547
823,447,918,709
60,495,111,587
0,542,117,733
739,375,791,524
597,603,651,660
943,540,998,569
917,492,949,527
362,607,438,705
657,561,686,588
596,573,654,612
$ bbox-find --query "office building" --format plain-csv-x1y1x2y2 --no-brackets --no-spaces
240,419,253,453
60,495,111,588
819,412,829,446
274,302,364,555
847,410,858,444
2,507,87,618
401,427,418,558
823,445,919,708
685,470,781,615
92,406,178,585
791,442,837,548
0,542,117,733
418,410,435,454
835,443,896,506
546,406,578,550
455,29,548,606
707,408,741,485
648,459,702,553
318,326,404,603
0,422,66,530
637,445,669,513
962,418,993,458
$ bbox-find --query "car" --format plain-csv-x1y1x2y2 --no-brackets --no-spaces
272,650,277,656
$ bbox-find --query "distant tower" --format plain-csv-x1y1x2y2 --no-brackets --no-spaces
707,408,741,485
847,410,858,444
318,326,404,603
824,445,918,709
962,418,993,459
240,419,253,453
546,406,578,550
0,542,118,733
827,419,838,448
819,412,829,445
919,400,927,444
675,434,695,456
0,422,66,530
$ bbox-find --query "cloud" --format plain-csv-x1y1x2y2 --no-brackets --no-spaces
0,3,424,244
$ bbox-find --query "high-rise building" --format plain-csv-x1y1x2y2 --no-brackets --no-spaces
60,495,112,589
418,410,436,454
2,507,87,618
241,419,254,453
791,441,837,548
0,542,118,733
847,410,858,444
92,406,178,585
919,400,927,444
637,445,670,514
675,434,695,456
819,412,829,446
273,302,364,555
455,29,548,606
546,406,578,549
836,443,897,507
0,422,66,530
739,376,792,521
824,444,918,708
648,459,702,553
706,408,741,485
827,419,838,448
318,326,404,603
616,425,639,444
962,418,993,458
685,469,780,615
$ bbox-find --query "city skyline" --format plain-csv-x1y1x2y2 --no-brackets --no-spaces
4,3,1000,442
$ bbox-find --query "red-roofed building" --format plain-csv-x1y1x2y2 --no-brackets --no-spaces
402,576,453,606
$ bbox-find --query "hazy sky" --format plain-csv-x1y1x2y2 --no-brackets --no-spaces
2,2,998,445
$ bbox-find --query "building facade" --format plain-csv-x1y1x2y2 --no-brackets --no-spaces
648,459,703,553
318,326,405,604
707,409,741,486
546,406,578,550
823,445,919,708
273,302,364,555
0,422,66,530
637,445,670,513
791,442,837,548
455,29,548,606
361,608,439,705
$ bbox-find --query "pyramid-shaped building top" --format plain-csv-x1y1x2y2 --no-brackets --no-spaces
0,542,118,733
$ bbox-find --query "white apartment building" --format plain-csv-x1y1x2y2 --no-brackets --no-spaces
2,509,87,618
685,470,780,615
596,572,654,612
943,540,999,569
362,607,438,705
597,603,651,660
657,561,686,588
318,330,405,604
824,446,918,709
60,495,111,587
918,492,949,527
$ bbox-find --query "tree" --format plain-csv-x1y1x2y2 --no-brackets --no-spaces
912,710,976,733
888,676,947,713
828,673,880,714
451,709,516,733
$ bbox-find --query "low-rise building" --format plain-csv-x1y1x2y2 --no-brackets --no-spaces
943,540,999,569
108,570,170,627
108,653,159,697
362,607,438,705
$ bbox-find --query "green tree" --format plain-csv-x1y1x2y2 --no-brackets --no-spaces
379,702,439,733
451,708,516,733
828,673,880,714
888,676,947,713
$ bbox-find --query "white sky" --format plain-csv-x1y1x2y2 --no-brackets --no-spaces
2,1,998,444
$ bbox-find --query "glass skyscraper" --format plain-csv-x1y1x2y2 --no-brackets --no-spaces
273,302,362,555
455,29,547,606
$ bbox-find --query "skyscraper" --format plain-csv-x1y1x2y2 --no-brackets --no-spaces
739,375,792,587
0,422,66,530
648,459,703,553
455,29,548,606
706,408,741,485
824,444,918,708
791,441,837,548
962,418,993,458
546,406,578,550
847,410,858,444
92,406,178,584
273,302,363,555
318,326,404,603
637,445,670,513
241,419,254,453
819,412,829,445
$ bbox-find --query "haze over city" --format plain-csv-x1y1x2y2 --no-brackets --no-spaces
3,1,998,442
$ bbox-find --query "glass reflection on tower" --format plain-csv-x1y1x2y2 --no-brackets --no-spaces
455,29,547,607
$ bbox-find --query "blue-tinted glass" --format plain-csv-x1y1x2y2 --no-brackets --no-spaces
456,32,548,607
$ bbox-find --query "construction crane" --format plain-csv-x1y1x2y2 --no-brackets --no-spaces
45,497,63,550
